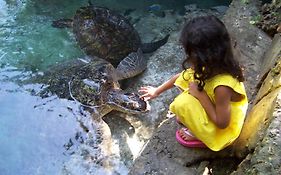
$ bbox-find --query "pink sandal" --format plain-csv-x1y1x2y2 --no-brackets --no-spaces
176,128,207,148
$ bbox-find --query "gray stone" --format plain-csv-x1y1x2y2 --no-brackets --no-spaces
222,0,272,103
211,6,229,14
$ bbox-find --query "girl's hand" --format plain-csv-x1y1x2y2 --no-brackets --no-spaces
188,82,204,99
138,86,159,101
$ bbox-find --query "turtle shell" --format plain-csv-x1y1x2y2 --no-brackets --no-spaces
67,59,118,107
72,6,141,65
36,58,118,106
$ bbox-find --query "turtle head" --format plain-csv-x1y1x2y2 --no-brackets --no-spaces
52,19,73,28
88,0,93,7
107,90,149,114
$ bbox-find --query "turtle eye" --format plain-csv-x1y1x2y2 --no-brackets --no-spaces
124,92,137,97
83,79,98,87
82,79,100,92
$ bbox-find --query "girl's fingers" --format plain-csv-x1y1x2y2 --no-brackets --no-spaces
138,89,147,93
139,86,155,100
140,94,146,98
139,86,150,90
140,93,149,98
143,97,151,101
140,93,153,101
139,86,153,93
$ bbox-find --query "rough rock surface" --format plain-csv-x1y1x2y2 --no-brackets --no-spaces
128,0,281,174
222,0,272,103
255,0,281,37
232,34,281,157
232,63,281,174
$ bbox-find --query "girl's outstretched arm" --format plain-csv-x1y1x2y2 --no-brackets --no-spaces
139,73,180,100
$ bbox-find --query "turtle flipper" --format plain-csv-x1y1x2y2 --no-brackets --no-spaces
115,49,146,80
141,34,169,53
52,18,73,28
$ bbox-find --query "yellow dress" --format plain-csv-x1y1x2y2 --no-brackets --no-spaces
169,68,248,151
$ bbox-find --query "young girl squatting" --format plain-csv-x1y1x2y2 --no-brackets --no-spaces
139,15,248,151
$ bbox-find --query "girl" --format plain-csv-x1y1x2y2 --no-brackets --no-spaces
139,15,248,151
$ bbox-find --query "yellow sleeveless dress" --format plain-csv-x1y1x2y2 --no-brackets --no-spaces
169,68,248,151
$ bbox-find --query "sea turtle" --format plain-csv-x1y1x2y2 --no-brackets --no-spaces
52,2,169,79
34,56,148,117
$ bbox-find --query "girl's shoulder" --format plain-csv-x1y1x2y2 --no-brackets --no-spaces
207,73,246,96
208,73,239,86
181,68,194,79
174,68,194,90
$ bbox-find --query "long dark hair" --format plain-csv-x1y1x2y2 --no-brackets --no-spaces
180,15,244,91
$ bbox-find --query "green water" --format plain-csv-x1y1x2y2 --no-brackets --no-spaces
0,1,105,174
0,0,231,174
